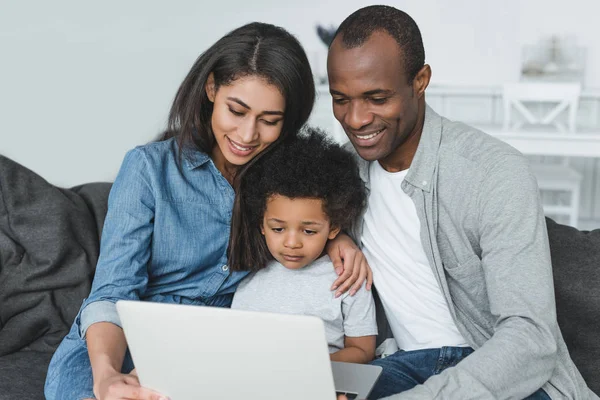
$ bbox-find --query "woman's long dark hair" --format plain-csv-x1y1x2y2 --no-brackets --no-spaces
161,22,315,270
162,22,315,157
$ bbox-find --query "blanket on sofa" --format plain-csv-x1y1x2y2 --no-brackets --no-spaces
0,155,111,356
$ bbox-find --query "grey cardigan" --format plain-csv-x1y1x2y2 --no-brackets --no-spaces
347,106,596,399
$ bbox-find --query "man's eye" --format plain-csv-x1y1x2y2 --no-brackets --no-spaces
370,97,387,104
229,108,244,116
333,98,348,105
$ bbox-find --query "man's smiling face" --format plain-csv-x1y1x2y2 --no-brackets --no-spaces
327,31,423,167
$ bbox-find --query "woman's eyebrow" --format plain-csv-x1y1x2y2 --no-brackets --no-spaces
227,97,284,115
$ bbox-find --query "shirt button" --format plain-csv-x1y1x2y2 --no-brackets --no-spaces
222,265,229,272
422,180,427,186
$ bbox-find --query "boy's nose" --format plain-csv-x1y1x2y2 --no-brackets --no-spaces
284,233,302,248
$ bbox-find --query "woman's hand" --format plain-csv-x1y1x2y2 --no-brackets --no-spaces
93,370,168,400
326,233,373,297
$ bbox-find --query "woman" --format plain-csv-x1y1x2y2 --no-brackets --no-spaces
44,22,369,400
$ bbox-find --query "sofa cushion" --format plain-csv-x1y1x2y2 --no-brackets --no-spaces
0,351,52,400
546,217,600,394
0,155,111,356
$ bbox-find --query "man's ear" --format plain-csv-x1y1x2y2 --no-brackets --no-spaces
412,64,432,98
205,72,216,102
328,226,341,240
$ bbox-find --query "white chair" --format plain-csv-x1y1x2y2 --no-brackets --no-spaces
502,82,583,227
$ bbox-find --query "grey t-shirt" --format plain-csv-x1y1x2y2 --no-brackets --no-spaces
231,255,378,353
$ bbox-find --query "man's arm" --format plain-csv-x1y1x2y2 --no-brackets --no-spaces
387,155,558,399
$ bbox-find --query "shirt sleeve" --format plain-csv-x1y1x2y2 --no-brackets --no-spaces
78,147,156,338
341,283,378,338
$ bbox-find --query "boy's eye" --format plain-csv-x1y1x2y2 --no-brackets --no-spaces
229,108,244,116
304,230,317,235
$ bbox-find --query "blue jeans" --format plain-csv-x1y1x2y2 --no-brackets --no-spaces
368,347,551,400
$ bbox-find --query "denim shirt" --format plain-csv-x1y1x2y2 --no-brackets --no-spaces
77,138,248,337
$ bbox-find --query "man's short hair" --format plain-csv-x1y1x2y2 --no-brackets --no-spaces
332,5,425,83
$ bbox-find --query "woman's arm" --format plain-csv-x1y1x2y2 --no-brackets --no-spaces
87,323,165,400
330,335,376,364
80,149,164,399
326,233,373,297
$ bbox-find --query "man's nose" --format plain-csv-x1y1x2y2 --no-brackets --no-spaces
344,100,373,130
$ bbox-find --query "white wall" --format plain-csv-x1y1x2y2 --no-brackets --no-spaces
1,0,599,186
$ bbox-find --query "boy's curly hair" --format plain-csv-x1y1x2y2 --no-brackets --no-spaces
228,126,367,272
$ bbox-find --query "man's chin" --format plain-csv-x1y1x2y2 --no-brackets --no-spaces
352,144,383,162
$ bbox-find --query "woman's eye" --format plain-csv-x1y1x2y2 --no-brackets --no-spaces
272,227,284,233
262,119,280,126
229,108,244,116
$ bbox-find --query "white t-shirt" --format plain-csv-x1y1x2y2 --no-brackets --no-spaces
362,162,467,351
231,255,378,353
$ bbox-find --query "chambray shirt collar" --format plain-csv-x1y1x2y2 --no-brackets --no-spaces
403,104,443,193
182,146,211,170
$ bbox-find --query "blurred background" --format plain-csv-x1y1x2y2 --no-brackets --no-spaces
1,0,599,228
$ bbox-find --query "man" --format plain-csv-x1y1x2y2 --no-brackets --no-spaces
327,5,596,400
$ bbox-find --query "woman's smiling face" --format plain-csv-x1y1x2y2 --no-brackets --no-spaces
207,74,286,173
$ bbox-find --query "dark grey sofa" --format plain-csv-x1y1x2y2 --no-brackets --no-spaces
0,154,598,399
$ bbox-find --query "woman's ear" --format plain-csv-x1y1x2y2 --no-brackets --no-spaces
328,226,341,240
260,225,265,235
205,72,216,102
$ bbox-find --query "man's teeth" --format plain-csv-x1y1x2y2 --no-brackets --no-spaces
231,141,252,151
355,129,383,140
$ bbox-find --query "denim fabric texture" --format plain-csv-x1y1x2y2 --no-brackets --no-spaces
369,347,550,400
45,138,248,399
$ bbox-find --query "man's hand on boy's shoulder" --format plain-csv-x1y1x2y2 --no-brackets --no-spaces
327,233,373,297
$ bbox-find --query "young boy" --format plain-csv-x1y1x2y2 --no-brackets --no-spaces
229,127,377,364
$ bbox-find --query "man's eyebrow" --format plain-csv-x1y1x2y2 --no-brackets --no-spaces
330,89,394,97
363,89,394,96
227,97,284,116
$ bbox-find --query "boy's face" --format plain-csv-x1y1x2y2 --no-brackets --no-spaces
261,195,340,270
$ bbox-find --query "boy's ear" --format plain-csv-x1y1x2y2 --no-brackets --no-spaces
328,226,341,240
205,72,216,102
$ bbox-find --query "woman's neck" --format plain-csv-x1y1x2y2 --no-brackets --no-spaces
210,144,238,186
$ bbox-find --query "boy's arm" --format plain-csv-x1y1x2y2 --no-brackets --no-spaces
330,335,376,363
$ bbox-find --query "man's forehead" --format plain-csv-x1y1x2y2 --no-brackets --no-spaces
330,30,401,58
328,32,406,91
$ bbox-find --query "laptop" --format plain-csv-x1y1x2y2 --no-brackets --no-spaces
116,300,382,400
